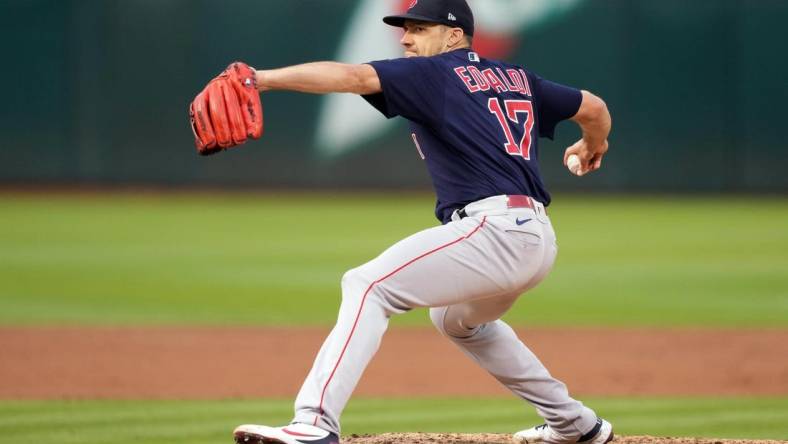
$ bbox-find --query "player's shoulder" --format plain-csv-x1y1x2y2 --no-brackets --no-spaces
445,49,531,72
380,53,444,71
483,55,531,75
401,50,537,81
432,48,484,66
379,52,464,78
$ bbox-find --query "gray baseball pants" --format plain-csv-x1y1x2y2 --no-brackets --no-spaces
292,195,598,437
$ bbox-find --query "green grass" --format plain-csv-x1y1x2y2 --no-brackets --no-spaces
0,193,786,327
0,397,786,443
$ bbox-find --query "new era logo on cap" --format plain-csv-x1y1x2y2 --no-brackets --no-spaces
448,13,456,21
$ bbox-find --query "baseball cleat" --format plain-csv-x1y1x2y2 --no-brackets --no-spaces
233,423,339,444
513,418,613,444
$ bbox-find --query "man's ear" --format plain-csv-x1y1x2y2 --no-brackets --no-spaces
447,27,465,47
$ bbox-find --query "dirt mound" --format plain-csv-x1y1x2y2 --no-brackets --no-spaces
343,434,787,444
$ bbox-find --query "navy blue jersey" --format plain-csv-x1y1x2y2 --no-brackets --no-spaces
363,48,582,224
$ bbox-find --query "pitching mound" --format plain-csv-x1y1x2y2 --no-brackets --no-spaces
343,434,787,444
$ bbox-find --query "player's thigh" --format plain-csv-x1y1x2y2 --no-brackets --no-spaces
432,291,520,335
350,216,520,308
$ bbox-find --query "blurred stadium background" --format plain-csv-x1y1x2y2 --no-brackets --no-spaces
2,0,787,191
1,1,787,443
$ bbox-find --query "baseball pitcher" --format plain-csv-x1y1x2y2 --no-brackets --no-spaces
190,1,613,443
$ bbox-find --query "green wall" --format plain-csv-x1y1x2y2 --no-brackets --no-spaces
1,0,786,191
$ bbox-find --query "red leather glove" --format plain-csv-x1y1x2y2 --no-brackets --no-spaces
189,62,264,155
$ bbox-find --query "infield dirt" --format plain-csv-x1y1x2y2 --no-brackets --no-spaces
1,327,786,398
3,327,787,444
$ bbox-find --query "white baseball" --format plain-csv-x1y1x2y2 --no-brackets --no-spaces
567,154,582,175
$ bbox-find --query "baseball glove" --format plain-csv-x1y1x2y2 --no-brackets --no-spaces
189,62,263,155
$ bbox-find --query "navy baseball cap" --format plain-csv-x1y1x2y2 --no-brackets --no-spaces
383,0,475,37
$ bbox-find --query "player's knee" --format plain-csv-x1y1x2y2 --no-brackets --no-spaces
340,268,360,293
341,268,405,316
430,306,482,339
429,307,449,335
341,268,373,301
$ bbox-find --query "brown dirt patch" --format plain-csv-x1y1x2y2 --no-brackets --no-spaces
1,327,786,399
342,434,787,444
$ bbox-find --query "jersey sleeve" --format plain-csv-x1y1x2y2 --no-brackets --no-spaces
532,75,582,139
361,57,445,126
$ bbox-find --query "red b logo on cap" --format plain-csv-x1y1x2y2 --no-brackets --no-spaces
408,0,418,9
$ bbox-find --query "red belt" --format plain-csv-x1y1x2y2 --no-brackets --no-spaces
506,195,536,210
457,195,539,219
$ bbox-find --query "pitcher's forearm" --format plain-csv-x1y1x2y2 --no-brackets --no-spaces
254,62,381,95
574,90,611,149
581,113,611,149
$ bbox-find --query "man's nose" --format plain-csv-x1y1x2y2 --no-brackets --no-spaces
400,32,413,46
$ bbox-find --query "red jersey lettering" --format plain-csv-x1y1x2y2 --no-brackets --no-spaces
467,66,490,91
483,68,508,93
518,69,533,96
454,67,480,93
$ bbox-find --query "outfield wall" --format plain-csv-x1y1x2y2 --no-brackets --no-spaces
1,0,786,192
